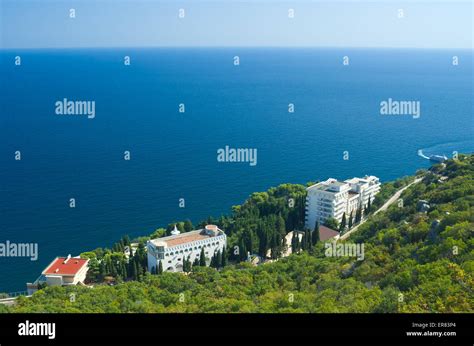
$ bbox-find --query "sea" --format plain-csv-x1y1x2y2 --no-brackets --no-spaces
0,48,472,293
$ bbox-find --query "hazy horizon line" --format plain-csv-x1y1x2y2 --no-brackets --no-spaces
2,45,473,51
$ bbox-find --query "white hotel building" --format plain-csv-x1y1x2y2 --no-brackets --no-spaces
147,224,227,273
305,176,381,229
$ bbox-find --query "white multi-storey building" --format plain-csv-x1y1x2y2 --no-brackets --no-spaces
345,175,381,208
147,224,227,273
305,176,380,229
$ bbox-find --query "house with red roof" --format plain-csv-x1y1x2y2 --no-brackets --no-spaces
27,255,89,294
318,225,340,241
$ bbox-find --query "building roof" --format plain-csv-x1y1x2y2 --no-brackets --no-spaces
345,177,365,184
346,176,379,185
150,225,223,248
307,178,349,193
319,225,340,241
42,257,89,276
163,231,211,247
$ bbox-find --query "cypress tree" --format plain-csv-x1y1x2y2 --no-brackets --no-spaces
277,233,284,258
258,229,267,258
312,221,320,246
348,211,353,229
313,226,320,245
367,197,372,214
214,250,222,269
301,230,307,250
276,215,286,236
122,263,128,278
210,253,216,268
355,206,362,224
269,232,276,259
339,213,346,233
221,246,228,267
123,235,131,247
132,261,138,280
242,229,254,254
308,229,313,250
158,260,163,274
199,247,206,266
217,250,222,268
183,258,187,272
240,242,247,262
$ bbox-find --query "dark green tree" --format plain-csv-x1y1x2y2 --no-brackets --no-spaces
157,260,163,275
221,246,228,267
122,235,131,247
192,257,199,268
301,230,307,250
184,219,193,233
210,253,216,268
324,217,339,230
355,206,362,224
276,215,286,236
312,221,320,246
216,250,222,268
199,247,206,266
339,213,347,233
307,229,313,250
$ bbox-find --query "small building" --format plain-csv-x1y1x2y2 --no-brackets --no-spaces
27,255,89,295
417,200,430,212
318,225,340,241
147,224,227,273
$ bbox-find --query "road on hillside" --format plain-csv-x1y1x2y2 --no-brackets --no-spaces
340,177,423,240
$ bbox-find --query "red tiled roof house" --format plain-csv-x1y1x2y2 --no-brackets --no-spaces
41,256,89,286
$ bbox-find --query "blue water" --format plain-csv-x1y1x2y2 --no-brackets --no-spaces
0,48,473,292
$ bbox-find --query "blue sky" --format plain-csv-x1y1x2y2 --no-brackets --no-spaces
1,0,472,49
